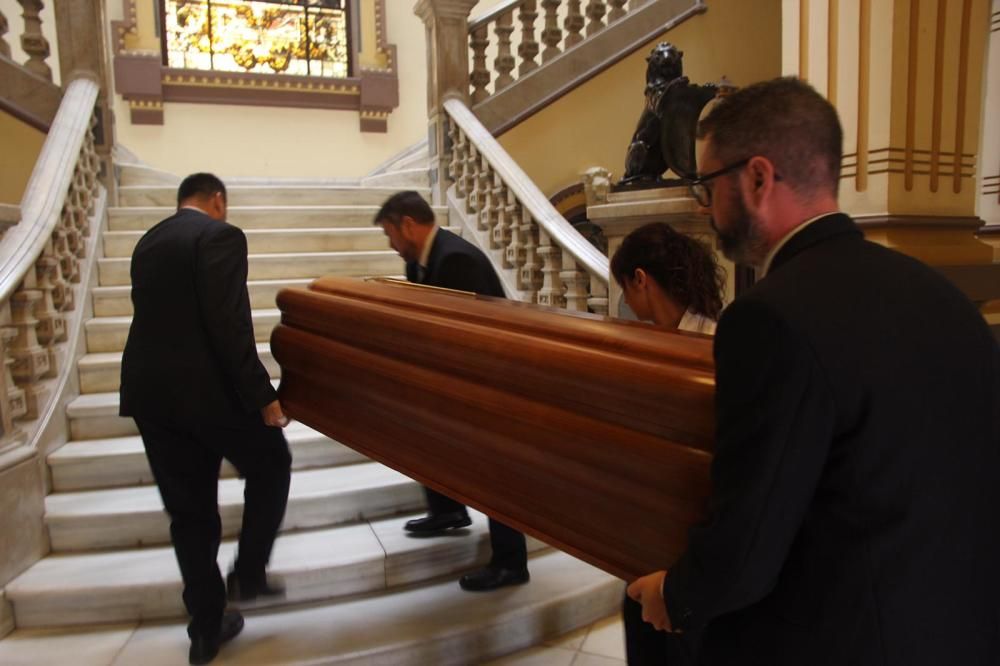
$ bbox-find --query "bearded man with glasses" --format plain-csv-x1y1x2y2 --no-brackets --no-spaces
624,77,1000,666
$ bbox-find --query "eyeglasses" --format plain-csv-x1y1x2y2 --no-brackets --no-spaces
686,158,783,208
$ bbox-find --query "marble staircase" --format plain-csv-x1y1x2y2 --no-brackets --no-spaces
0,161,622,664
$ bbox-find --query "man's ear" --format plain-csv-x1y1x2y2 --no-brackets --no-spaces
633,268,648,288
745,156,776,206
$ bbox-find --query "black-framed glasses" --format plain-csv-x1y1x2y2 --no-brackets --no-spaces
686,158,783,207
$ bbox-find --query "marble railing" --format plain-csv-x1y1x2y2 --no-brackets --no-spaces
0,0,55,81
443,97,608,313
467,0,650,104
0,78,103,461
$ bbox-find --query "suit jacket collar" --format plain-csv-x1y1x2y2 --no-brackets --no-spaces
768,213,861,275
422,227,455,282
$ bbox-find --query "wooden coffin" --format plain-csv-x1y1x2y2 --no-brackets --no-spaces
272,277,715,581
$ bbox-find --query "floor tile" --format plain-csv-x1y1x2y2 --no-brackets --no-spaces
579,614,626,659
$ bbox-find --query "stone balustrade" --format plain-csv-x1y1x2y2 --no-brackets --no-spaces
442,97,608,314
0,1,53,81
467,0,650,104
0,79,101,456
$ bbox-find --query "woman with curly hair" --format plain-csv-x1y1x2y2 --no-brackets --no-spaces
610,222,725,334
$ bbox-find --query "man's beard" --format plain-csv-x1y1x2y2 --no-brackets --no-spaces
710,189,769,267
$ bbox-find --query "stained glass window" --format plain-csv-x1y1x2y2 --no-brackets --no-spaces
163,0,350,78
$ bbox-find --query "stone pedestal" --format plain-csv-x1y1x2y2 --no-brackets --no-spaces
584,177,734,320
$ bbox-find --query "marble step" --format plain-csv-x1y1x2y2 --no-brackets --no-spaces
107,204,447,232
92,278,312,317
0,550,621,665
6,511,548,628
77,343,279,394
66,380,283,441
103,227,400,258
360,166,431,188
117,164,181,187
117,185,429,208
47,421,365,491
45,462,424,551
85,309,280,353
97,250,403,286
67,392,140,440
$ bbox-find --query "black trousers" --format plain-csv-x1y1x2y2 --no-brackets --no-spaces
136,416,292,640
624,594,694,665
424,487,527,570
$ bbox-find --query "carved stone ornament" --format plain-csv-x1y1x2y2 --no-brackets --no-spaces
618,43,718,189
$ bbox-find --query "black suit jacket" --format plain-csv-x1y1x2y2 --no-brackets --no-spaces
664,214,1000,665
120,208,276,426
406,227,505,297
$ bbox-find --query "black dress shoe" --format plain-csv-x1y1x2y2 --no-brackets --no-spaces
226,571,286,603
459,566,530,592
189,610,244,665
403,511,472,533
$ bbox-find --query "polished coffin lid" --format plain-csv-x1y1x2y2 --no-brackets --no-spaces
272,277,715,580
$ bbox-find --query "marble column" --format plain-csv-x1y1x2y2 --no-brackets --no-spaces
783,0,996,266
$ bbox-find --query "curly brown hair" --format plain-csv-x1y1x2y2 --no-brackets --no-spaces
610,222,726,320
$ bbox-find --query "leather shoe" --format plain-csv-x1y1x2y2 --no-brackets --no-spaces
403,511,472,533
189,610,244,665
459,566,530,592
226,571,286,603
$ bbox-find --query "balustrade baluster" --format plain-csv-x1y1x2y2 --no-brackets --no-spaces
564,1,585,48
540,0,563,63
1,328,27,424
450,125,466,192
519,216,543,300
464,145,480,215
0,10,11,58
9,290,50,419
536,230,566,308
493,11,516,91
588,274,609,315
477,159,494,232
504,194,525,271
559,256,590,312
469,25,491,104
33,256,66,347
608,0,627,22
585,0,607,37
517,1,540,76
491,182,510,253
17,0,52,81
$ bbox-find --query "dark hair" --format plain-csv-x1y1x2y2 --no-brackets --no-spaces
374,190,435,226
177,172,226,207
698,77,843,197
611,222,725,320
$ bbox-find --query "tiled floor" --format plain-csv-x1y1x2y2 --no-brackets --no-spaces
488,614,626,665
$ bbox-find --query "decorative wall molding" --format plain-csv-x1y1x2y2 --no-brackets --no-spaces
111,0,398,132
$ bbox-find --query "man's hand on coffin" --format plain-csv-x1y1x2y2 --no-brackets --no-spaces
261,399,290,428
627,570,674,632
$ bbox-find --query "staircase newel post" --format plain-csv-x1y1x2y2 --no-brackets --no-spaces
53,0,116,203
415,0,480,205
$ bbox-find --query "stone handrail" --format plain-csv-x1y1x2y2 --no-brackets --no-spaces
443,96,608,313
467,0,649,104
0,77,101,457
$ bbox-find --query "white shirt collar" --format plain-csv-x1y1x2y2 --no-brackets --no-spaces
418,224,440,269
678,308,717,335
760,211,840,277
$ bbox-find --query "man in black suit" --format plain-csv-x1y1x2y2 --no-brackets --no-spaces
120,173,293,665
374,190,529,592
626,78,1000,665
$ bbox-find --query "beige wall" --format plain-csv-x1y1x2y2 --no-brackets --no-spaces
0,112,46,204
495,0,783,199
108,0,430,179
